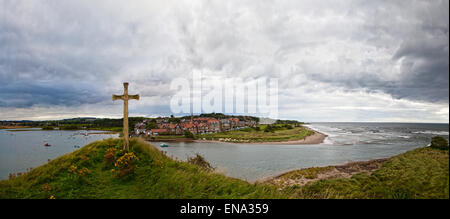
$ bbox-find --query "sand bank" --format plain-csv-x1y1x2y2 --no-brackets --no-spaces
260,157,389,186
194,129,327,145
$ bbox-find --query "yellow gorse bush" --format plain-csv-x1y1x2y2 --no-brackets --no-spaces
68,165,90,178
106,147,116,154
113,152,139,178
69,165,78,174
77,167,91,177
114,152,138,169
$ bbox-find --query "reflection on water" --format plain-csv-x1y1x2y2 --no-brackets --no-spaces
0,129,118,179
157,123,448,182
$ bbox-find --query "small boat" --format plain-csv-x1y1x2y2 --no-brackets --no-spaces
160,143,168,148
44,143,51,147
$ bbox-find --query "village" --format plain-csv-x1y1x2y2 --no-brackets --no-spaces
133,115,258,137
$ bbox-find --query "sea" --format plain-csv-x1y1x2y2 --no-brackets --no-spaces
157,123,449,181
0,123,448,181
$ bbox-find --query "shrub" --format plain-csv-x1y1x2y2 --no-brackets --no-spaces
77,167,91,177
430,136,449,150
285,124,294,129
68,165,91,177
68,165,91,184
184,131,195,139
69,165,78,174
103,147,117,165
114,152,138,178
264,125,273,132
187,154,214,172
41,126,54,130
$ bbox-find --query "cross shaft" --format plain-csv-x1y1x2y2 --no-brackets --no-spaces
113,82,139,151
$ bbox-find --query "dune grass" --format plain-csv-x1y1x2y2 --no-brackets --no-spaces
281,147,449,199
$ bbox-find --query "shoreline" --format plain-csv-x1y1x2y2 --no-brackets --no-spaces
87,131,119,135
0,126,32,129
193,129,328,145
258,157,390,185
146,137,195,142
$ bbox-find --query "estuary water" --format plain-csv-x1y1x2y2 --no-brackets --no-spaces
0,129,118,179
0,123,448,182
157,123,449,182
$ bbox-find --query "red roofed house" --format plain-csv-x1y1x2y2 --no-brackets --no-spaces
197,122,208,134
150,129,168,135
169,123,183,135
183,122,198,134
207,118,220,133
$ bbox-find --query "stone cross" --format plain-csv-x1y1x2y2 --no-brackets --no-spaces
113,82,139,151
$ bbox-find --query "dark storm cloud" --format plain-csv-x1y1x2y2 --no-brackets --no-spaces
304,38,449,102
0,0,136,108
390,36,449,102
301,0,449,103
0,81,107,107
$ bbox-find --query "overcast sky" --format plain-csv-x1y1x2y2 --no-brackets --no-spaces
0,0,448,122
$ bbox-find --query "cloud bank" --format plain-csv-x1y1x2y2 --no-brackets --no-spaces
0,0,448,122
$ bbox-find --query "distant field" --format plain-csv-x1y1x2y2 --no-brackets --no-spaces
87,127,122,132
199,125,314,143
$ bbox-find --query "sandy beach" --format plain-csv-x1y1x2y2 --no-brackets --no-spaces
193,129,327,145
0,126,32,129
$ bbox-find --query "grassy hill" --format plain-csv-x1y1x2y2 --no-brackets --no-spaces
199,124,314,143
0,138,448,199
270,147,449,199
0,138,285,199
